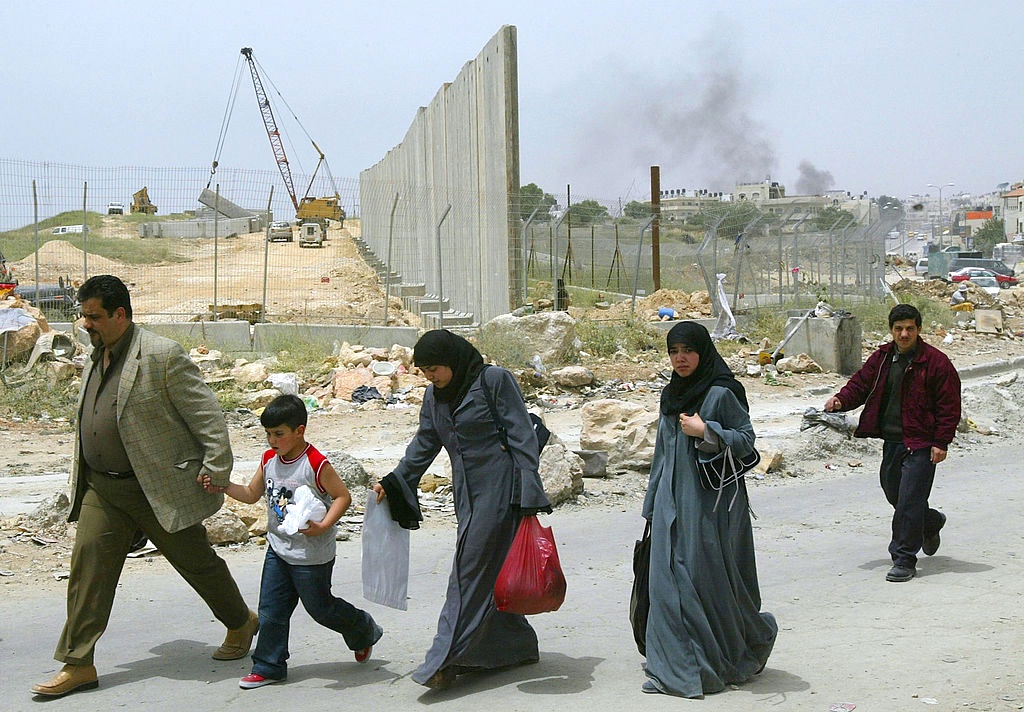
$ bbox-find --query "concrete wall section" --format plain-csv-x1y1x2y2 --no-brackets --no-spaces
359,26,519,323
253,323,419,353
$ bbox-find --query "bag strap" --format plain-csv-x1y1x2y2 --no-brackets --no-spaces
480,365,511,451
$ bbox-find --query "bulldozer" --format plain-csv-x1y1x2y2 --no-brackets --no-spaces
131,187,158,215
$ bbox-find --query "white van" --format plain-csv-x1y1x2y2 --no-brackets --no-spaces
51,225,90,235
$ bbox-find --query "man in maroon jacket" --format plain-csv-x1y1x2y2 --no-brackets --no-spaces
824,304,961,582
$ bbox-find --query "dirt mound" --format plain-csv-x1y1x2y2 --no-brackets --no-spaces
10,240,121,284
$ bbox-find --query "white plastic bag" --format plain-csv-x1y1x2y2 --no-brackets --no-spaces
361,495,410,610
280,485,327,535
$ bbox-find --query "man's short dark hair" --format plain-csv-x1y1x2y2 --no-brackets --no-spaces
78,275,133,319
889,303,922,327
260,394,308,430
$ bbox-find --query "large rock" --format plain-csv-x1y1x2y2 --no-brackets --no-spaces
0,307,42,365
231,361,270,386
538,434,584,506
479,311,577,366
332,366,373,401
580,399,659,473
552,365,594,387
203,508,250,545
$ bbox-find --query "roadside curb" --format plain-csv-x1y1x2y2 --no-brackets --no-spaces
958,355,1024,381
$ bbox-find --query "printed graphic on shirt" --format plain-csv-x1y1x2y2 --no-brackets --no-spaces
266,479,294,524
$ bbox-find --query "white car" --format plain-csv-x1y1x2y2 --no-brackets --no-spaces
966,276,1000,296
914,258,929,276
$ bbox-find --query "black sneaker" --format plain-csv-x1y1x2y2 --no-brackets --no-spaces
886,565,916,582
922,512,946,556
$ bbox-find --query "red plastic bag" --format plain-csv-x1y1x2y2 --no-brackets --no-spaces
494,515,566,615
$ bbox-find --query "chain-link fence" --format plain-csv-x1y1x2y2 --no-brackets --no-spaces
521,201,900,318
2,158,897,326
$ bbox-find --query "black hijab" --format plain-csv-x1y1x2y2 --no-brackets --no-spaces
413,329,486,408
659,321,748,416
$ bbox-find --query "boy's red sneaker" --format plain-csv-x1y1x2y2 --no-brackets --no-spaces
239,673,282,689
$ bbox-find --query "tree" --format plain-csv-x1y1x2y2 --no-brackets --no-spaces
972,217,1005,256
517,183,556,222
623,200,651,219
812,206,858,231
877,195,903,211
567,199,610,225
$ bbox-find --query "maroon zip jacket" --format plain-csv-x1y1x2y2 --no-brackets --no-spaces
833,338,961,451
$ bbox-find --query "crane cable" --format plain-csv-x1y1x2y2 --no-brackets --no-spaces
207,54,246,190
250,54,337,198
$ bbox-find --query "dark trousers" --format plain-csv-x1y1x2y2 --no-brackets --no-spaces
55,470,250,665
879,441,945,568
251,547,378,679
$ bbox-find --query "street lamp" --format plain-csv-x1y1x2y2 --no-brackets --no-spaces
927,182,954,248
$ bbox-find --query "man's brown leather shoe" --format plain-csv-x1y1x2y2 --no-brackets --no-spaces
213,609,259,660
31,663,99,697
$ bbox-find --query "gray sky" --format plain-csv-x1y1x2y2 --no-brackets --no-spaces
3,1,1020,206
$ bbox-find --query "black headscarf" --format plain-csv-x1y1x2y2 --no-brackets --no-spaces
659,321,748,416
413,329,486,408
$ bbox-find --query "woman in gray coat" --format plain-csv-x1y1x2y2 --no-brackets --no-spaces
641,321,777,697
374,330,551,689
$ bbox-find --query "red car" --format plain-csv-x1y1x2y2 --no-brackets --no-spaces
948,267,1018,289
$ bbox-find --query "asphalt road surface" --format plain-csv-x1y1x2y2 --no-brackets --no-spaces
3,442,1021,711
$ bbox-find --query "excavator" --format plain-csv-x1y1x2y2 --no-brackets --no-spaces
131,187,157,214
207,48,344,233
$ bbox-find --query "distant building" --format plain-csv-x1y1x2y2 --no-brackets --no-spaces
653,179,872,229
999,182,1024,239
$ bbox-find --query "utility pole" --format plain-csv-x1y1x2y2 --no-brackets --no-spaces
651,166,661,291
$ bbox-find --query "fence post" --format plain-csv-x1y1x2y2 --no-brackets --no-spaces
435,204,451,329
630,216,656,316
82,181,88,279
382,192,400,325
213,185,220,321
31,181,39,291
261,185,274,323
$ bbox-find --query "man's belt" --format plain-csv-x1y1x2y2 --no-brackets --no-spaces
100,469,136,479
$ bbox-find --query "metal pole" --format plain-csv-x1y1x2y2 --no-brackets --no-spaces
261,185,274,323
213,185,220,321
33,181,40,292
383,192,400,325
82,181,88,279
520,206,540,307
630,216,656,315
435,204,452,330
650,166,661,291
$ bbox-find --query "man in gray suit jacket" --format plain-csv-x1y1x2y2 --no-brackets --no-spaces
32,275,258,698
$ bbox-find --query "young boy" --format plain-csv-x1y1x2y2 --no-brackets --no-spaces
204,394,382,689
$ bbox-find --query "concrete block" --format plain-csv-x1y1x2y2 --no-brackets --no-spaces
396,283,426,297
781,314,862,375
422,312,476,329
141,320,253,352
253,323,419,353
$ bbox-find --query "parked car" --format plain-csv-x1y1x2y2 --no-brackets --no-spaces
966,276,1001,296
107,202,125,215
946,257,1014,278
51,225,89,235
948,267,1018,289
13,278,79,320
915,258,929,276
268,220,293,242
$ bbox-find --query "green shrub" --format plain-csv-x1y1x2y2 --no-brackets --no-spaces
0,371,78,425
576,317,660,358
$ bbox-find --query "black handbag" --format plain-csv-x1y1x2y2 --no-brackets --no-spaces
696,445,760,511
629,521,651,656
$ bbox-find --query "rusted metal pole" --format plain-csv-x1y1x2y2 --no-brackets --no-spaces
651,166,661,291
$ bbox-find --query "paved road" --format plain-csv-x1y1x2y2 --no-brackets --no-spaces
3,442,1021,711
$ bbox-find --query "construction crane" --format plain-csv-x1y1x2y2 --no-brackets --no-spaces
208,48,344,228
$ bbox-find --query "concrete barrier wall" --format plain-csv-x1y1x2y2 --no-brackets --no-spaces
65,321,420,355
358,25,519,324
138,216,262,239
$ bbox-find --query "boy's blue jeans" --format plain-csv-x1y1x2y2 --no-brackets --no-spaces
251,547,378,679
